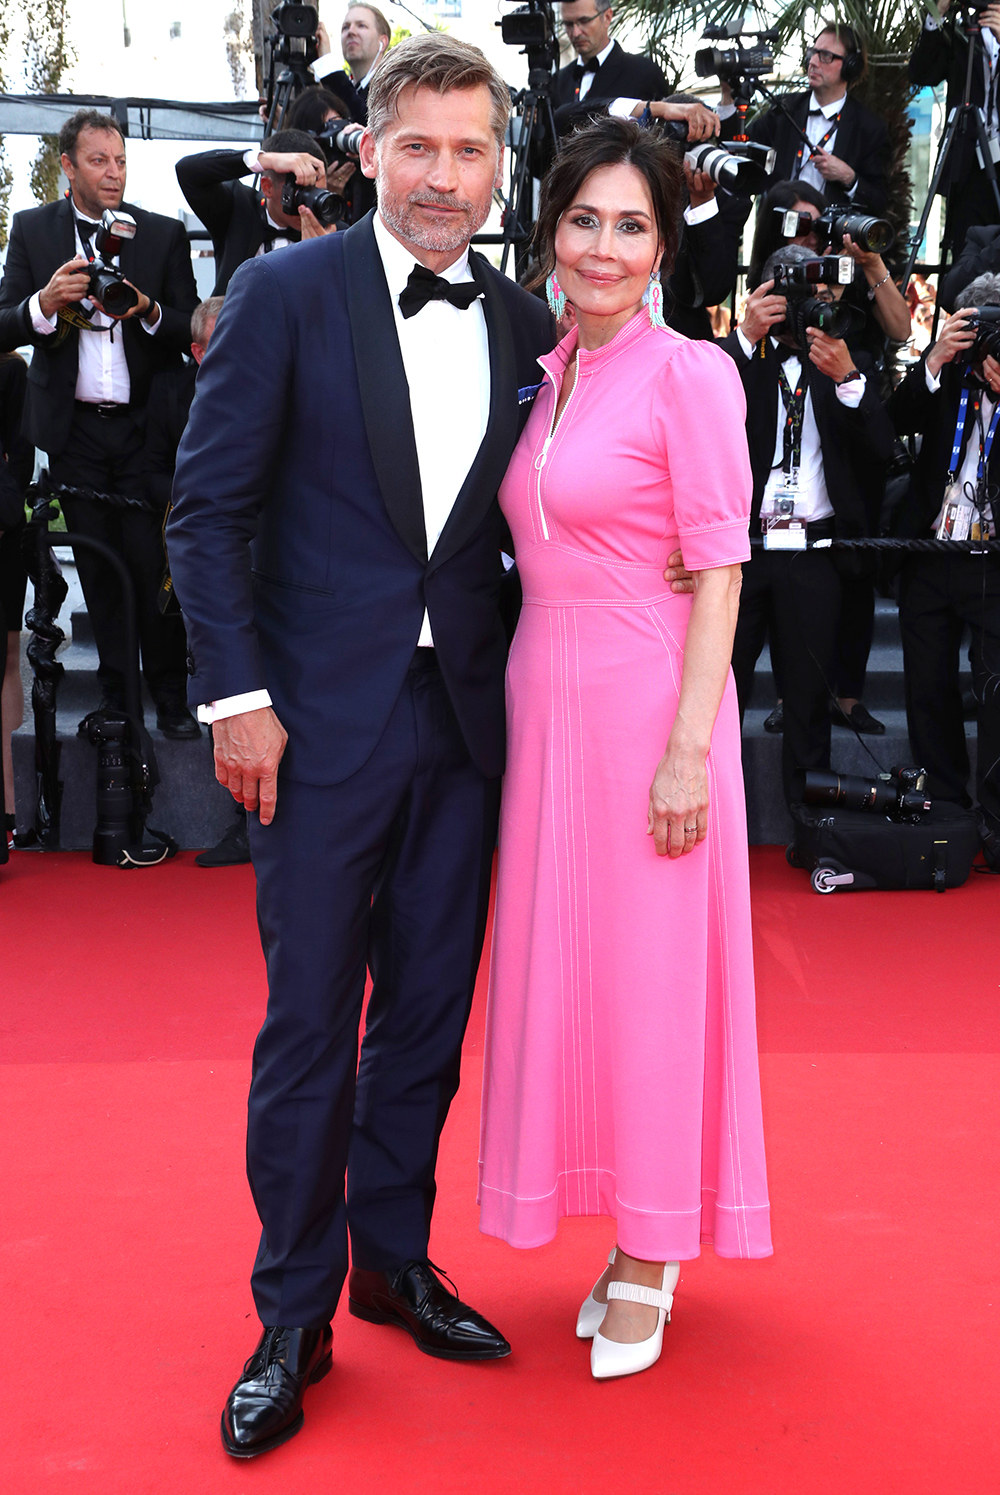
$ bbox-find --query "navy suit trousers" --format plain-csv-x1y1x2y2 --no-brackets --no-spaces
246,651,500,1328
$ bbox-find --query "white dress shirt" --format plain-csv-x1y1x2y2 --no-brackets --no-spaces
577,40,615,102
924,361,997,533
199,210,492,722
736,328,865,522
29,206,161,405
796,90,858,199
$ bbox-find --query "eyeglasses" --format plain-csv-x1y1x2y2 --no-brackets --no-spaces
806,47,846,66
560,10,609,33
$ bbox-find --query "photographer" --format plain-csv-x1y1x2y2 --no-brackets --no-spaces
720,244,894,804
721,22,889,214
888,273,1000,867
0,108,200,738
282,87,358,203
312,4,391,220
550,2,667,125
176,129,338,296
910,0,1000,259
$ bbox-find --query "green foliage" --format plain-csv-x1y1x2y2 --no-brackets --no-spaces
25,0,75,205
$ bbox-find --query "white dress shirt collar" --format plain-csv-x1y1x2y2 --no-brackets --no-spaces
809,88,847,117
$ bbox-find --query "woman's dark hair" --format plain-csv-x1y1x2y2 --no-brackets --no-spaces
748,179,826,289
528,117,684,290
283,87,348,136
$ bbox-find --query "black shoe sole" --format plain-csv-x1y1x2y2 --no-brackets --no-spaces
219,1351,332,1459
347,1298,511,1360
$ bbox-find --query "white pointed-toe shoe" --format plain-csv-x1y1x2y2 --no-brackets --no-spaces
575,1248,617,1338
589,1262,680,1380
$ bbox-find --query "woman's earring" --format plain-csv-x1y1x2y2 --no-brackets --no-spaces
647,269,666,331
545,270,567,322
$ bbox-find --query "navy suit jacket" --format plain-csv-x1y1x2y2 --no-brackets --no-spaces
167,213,553,786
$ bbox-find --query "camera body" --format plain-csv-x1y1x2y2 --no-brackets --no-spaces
499,0,559,74
801,766,932,824
86,209,139,318
316,119,365,169
772,257,855,347
659,118,775,193
963,303,1000,362
269,1,319,66
815,207,894,256
694,23,778,87
280,177,342,226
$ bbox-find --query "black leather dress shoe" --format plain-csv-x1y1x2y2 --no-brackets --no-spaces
221,1323,332,1459
156,699,201,739
195,818,251,867
349,1261,511,1361
763,702,784,734
830,701,886,735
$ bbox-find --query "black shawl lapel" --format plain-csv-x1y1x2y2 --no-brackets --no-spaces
426,252,518,575
342,212,427,563
58,194,77,264
592,40,627,96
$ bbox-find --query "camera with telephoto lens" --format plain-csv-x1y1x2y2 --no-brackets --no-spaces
280,177,342,225
85,209,139,317
316,119,365,169
772,256,856,347
801,766,931,824
694,22,778,86
499,0,559,73
269,1,319,66
962,303,1000,362
815,207,894,256
659,118,775,193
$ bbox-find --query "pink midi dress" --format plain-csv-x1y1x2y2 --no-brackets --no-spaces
478,313,773,1261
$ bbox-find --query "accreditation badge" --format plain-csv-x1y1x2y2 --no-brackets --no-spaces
763,477,807,551
935,481,974,542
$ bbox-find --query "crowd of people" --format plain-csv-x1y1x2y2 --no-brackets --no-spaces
0,9,997,1457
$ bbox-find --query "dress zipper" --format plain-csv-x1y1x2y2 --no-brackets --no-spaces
534,359,578,542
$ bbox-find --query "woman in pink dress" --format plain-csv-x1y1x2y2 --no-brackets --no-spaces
478,118,772,1380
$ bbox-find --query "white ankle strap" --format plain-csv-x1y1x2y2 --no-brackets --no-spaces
607,1247,617,1267
606,1279,674,1313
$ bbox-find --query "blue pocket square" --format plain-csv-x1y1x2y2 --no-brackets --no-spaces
517,382,543,406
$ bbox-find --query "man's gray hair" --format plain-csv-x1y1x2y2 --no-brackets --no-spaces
955,272,1000,309
365,32,511,154
191,295,224,346
761,242,818,286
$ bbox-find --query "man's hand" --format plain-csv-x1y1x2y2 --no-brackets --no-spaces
258,151,325,186
38,256,93,320
683,161,716,209
981,2,1000,40
90,283,159,324
645,99,720,142
926,307,978,377
664,548,694,594
212,706,288,825
327,159,356,194
806,326,855,381
811,149,856,188
316,19,332,56
982,353,1000,396
298,205,337,238
739,279,787,345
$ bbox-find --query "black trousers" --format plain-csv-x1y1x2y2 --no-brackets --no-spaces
49,406,186,705
732,545,842,802
246,652,500,1329
836,571,876,699
898,553,1000,835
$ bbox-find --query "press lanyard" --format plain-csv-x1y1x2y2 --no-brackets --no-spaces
948,383,1000,483
795,110,841,174
777,361,807,474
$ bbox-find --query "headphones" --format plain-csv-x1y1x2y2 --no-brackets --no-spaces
807,31,864,85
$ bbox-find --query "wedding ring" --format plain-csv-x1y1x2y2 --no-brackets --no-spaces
684,824,697,834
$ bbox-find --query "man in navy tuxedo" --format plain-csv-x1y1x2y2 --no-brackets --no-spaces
167,34,553,1458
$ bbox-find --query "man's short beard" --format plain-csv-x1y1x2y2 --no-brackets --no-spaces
376,169,493,254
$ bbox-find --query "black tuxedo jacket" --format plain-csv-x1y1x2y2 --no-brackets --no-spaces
668,188,751,340
941,224,1000,309
726,90,889,214
910,20,988,191
0,195,199,456
888,354,1000,538
167,212,554,785
719,331,894,534
552,41,667,133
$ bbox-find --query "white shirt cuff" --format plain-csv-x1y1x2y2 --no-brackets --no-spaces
925,362,942,394
608,97,639,119
735,326,756,360
845,177,859,198
139,307,162,336
197,689,273,724
243,147,264,173
29,290,57,336
835,373,866,408
684,198,719,225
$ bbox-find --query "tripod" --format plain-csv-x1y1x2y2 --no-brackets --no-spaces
902,7,1000,294
263,56,315,135
474,69,560,278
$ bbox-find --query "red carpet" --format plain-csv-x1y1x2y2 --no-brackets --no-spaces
2,848,997,1492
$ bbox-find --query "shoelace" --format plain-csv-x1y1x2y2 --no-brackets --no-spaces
245,1324,288,1381
390,1257,459,1299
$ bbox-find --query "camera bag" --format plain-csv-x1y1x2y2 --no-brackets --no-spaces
787,801,982,893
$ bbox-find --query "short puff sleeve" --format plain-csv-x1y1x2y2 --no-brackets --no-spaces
654,339,752,571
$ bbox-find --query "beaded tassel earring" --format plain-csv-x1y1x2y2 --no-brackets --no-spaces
545,270,566,321
647,269,666,330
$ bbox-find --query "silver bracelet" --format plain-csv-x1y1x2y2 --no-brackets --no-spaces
867,271,893,300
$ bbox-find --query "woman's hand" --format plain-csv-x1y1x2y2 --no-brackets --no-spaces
648,746,709,858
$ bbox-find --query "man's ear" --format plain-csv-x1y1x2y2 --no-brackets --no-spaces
359,128,378,182
260,175,275,201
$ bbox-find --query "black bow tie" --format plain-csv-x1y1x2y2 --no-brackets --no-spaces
261,217,300,247
576,56,601,74
75,217,101,244
774,341,801,363
398,264,481,319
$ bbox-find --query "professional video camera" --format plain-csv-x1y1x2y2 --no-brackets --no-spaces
962,303,1000,361
499,0,559,73
280,177,343,225
771,256,856,346
660,119,775,192
694,21,779,96
816,207,894,256
83,209,139,317
269,1,319,68
316,119,366,169
801,766,931,824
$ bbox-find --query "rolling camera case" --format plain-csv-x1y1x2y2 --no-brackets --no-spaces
787,802,981,893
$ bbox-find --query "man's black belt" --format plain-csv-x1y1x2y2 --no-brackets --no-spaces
75,400,133,419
